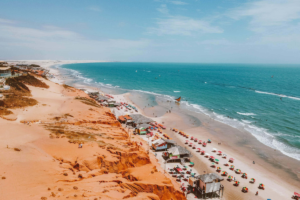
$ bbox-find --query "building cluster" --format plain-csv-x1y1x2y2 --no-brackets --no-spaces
0,61,53,79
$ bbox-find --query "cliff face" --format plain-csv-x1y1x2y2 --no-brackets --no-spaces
1,81,186,200
35,86,186,199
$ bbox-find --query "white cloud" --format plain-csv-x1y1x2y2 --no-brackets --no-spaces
88,6,101,12
170,1,188,5
230,0,300,32
148,16,223,35
0,19,150,60
157,4,169,14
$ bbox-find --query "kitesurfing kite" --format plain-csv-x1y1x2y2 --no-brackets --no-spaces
175,97,181,102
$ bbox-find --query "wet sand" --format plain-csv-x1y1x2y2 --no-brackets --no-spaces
126,93,300,200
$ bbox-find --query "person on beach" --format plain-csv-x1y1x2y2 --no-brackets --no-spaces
256,191,258,195
253,161,255,164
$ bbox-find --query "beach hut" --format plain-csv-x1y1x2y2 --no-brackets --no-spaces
192,173,224,198
152,138,176,151
165,145,192,161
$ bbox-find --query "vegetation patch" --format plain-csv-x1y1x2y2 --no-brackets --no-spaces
75,96,101,108
6,74,49,89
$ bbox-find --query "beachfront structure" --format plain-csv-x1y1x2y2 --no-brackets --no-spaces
164,145,192,163
152,138,177,151
118,115,132,123
191,173,224,198
0,62,11,78
96,95,109,102
135,123,150,135
129,114,154,127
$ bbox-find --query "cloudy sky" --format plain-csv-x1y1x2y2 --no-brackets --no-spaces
0,0,300,63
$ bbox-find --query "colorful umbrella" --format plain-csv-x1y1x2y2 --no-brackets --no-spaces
215,159,219,162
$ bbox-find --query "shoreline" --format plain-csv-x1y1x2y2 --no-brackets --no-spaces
125,91,300,200
7,60,299,199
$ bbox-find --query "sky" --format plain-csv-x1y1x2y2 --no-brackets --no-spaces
0,0,300,63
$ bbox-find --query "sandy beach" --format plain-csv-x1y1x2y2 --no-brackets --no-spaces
126,94,300,200
1,60,299,200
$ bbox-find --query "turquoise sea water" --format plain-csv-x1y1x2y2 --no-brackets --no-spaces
58,62,300,161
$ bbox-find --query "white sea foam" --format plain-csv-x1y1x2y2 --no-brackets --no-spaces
174,91,180,93
255,90,300,101
57,64,300,161
147,71,151,72
237,112,256,116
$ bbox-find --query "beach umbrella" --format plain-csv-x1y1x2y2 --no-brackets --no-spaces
217,167,221,170
209,156,215,159
215,159,219,162
218,151,222,154
212,148,217,151
205,153,210,156
184,166,188,168
197,148,201,151
190,162,194,165
228,175,233,179
229,158,234,161
230,165,235,169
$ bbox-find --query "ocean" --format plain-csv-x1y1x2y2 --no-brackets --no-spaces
55,62,300,161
